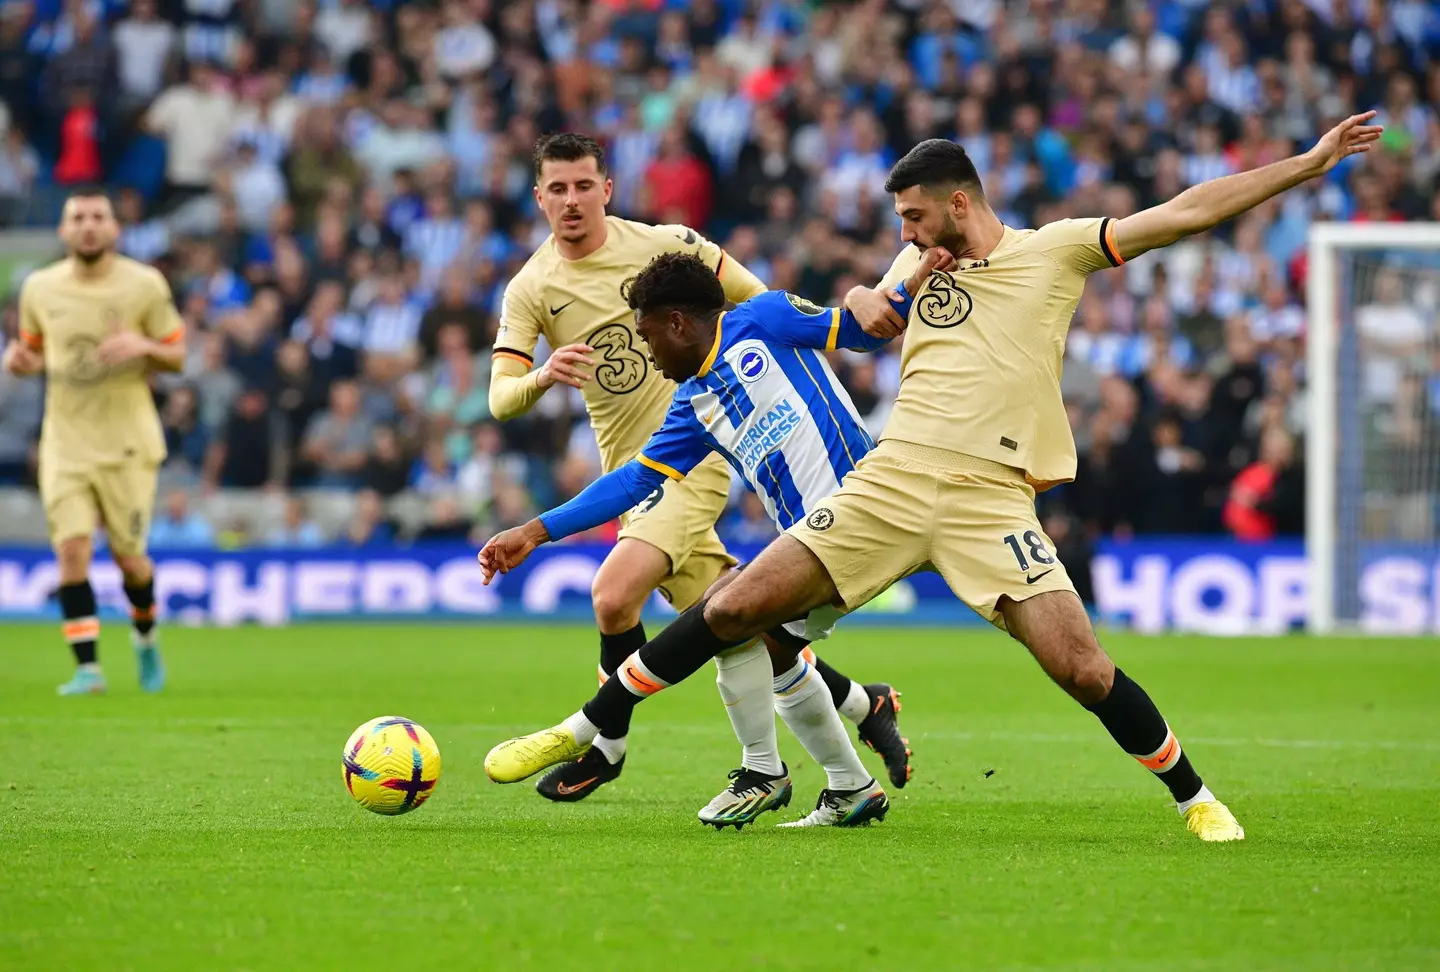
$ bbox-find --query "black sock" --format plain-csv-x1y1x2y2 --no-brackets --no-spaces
596,623,646,738
58,581,99,667
582,600,744,737
1085,668,1204,803
810,655,854,711
124,578,157,637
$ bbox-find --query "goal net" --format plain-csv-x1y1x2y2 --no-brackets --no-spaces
1308,222,1440,633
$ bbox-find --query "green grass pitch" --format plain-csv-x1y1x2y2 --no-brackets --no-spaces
2,623,1438,971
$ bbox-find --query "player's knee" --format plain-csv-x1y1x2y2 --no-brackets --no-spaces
1066,651,1114,705
760,634,801,676
704,588,763,642
56,537,92,583
115,554,152,585
590,579,645,634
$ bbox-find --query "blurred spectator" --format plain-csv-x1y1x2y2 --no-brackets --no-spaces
205,387,282,490
1224,427,1300,541
144,61,236,210
264,495,327,548
344,489,395,547
419,276,488,359
363,425,410,497
149,489,216,548
52,86,102,185
302,379,373,489
160,386,210,485
113,0,176,111
0,127,40,222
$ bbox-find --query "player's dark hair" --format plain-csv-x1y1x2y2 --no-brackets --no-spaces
533,133,607,180
884,139,985,198
625,253,725,319
64,185,112,205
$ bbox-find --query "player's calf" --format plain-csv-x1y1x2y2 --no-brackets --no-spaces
55,575,103,695
117,554,164,693
1003,591,1243,841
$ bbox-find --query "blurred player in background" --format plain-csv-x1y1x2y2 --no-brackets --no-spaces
2,188,186,695
488,134,911,817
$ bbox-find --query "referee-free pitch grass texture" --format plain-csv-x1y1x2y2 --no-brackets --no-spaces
2,624,1437,972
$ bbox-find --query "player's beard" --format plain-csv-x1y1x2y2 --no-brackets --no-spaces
932,210,966,257
71,241,112,265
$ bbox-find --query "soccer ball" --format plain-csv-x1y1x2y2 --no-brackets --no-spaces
342,716,442,815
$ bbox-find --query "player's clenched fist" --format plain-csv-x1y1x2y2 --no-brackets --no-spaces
847,246,953,340
536,343,596,390
2,342,43,376
476,520,551,584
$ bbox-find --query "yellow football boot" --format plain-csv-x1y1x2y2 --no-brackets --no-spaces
484,726,591,784
1183,800,1246,842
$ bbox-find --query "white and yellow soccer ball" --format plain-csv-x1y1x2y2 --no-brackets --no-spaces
342,716,442,815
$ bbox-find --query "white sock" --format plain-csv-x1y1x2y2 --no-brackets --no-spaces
1176,784,1216,814
561,710,599,747
715,642,783,777
773,659,872,792
592,734,626,765
837,680,871,724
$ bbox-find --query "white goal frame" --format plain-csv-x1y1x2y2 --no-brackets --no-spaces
1306,221,1440,633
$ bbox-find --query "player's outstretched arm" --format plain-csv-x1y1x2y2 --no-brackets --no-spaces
96,331,185,372
1113,111,1383,262
477,460,669,583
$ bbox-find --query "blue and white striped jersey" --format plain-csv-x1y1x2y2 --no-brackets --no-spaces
537,287,913,543
636,291,885,529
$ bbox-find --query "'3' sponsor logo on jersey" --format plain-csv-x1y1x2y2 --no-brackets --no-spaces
916,271,974,329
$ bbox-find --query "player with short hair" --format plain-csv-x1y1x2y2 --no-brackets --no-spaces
489,133,910,817
481,248,943,825
2,188,187,695
483,113,1384,842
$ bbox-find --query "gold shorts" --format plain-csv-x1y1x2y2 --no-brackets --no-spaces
40,460,159,558
786,440,1075,630
617,453,737,610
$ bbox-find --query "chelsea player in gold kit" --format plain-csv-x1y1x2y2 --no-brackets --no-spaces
3,189,186,695
487,135,910,822
486,113,1384,842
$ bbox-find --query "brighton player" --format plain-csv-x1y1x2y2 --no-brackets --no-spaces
484,113,1384,842
482,247,945,825
3,188,184,695
490,134,910,814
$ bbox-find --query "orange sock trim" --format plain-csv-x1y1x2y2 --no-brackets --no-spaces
1136,727,1182,772
800,646,817,665
131,606,156,623
597,663,609,686
62,618,100,642
617,654,667,697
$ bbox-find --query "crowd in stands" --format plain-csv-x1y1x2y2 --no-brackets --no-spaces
1,0,1439,550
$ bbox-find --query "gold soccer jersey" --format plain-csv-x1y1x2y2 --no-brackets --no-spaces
19,256,183,474
490,215,766,473
877,217,1124,490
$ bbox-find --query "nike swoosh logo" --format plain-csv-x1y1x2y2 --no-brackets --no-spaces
679,229,697,244
555,777,598,795
550,300,576,316
1025,569,1055,585
701,407,717,424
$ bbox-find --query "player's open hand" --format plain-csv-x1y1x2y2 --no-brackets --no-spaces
537,343,596,390
96,330,152,366
846,285,908,339
476,521,549,584
1304,111,1383,176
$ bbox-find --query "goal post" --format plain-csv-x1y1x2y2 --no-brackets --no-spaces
1307,221,1440,634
